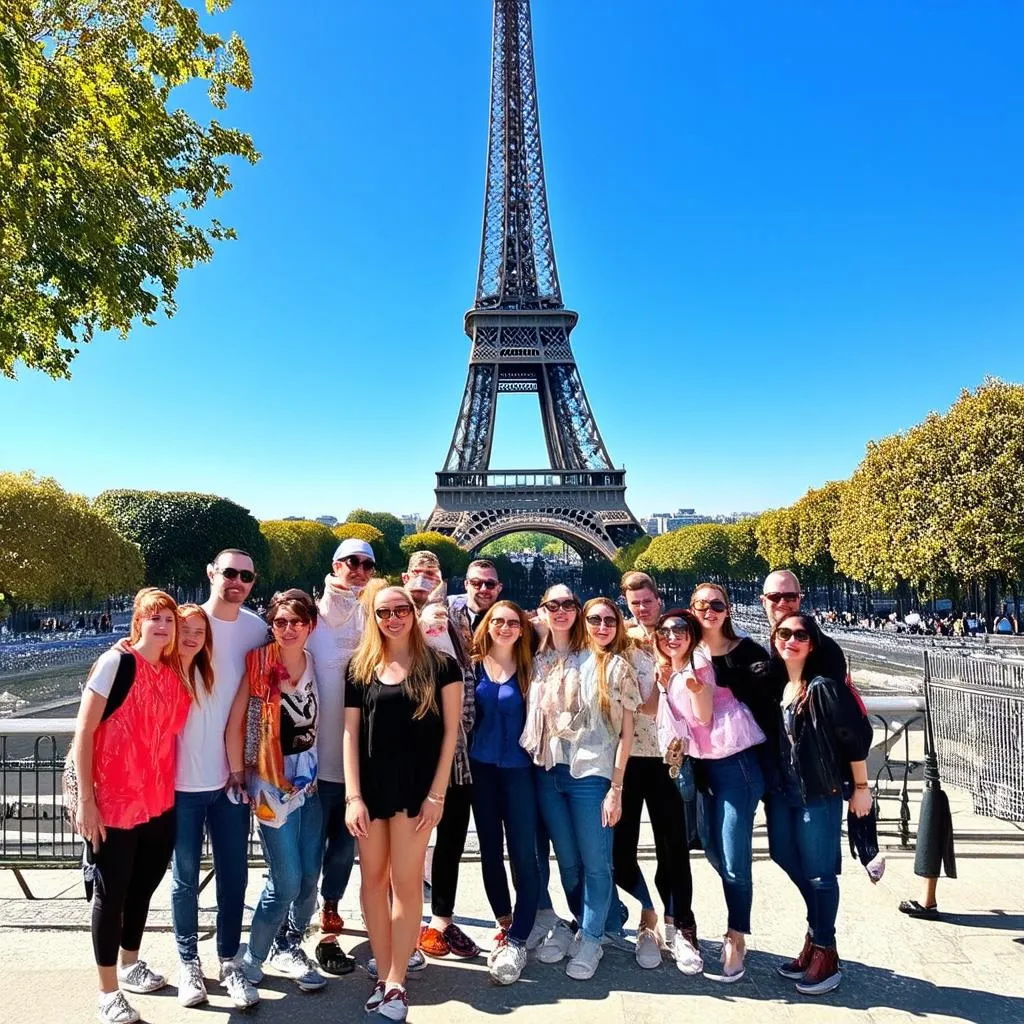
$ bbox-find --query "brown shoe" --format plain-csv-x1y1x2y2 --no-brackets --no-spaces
442,923,481,958
795,945,842,995
320,900,344,935
777,932,813,980
418,925,450,958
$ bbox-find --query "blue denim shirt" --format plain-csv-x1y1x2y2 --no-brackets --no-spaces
469,663,532,769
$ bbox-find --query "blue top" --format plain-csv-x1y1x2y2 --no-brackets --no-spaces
469,662,531,769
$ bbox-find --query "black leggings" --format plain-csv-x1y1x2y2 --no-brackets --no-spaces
612,757,695,929
91,808,176,967
430,783,472,918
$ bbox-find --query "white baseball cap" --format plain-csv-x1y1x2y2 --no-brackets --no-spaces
333,539,376,564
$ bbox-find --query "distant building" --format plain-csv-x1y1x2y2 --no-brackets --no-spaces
644,508,713,535
315,515,339,528
401,513,424,535
283,515,306,522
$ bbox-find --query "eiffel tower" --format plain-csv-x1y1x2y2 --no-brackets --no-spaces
424,0,644,560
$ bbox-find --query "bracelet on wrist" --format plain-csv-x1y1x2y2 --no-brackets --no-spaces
854,782,869,791
345,794,364,806
610,783,623,793
426,794,445,805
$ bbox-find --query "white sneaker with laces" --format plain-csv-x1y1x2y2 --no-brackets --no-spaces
377,984,409,1021
177,959,207,1007
565,935,604,980
526,909,559,951
671,930,704,975
535,920,575,964
219,959,260,1008
117,960,166,994
268,946,326,991
489,941,528,985
635,927,662,969
97,991,139,1024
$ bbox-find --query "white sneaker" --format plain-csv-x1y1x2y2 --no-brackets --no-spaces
535,919,575,964
664,923,677,950
219,959,260,1008
377,984,409,1021
489,941,528,985
177,959,207,1007
565,935,604,980
671,930,704,975
117,960,166,994
96,992,139,1024
526,909,559,951
635,927,662,969
368,949,426,978
267,946,327,991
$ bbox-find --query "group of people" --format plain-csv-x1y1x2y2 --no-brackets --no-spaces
72,544,878,1024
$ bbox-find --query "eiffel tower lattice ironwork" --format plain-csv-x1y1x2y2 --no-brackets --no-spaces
424,0,644,560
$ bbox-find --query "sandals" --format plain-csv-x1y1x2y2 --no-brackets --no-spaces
314,937,356,975
898,899,939,919
418,923,481,959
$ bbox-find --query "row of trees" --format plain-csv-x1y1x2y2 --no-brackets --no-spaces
625,379,1024,617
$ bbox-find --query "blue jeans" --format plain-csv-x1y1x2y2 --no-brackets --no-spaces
470,760,540,945
536,818,553,912
246,793,324,965
765,792,843,948
171,788,251,962
698,748,765,934
534,765,613,943
317,780,355,902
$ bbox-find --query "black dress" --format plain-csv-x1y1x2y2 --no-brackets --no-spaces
344,653,463,821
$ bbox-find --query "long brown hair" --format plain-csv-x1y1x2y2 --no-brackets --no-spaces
537,584,585,654
176,604,214,701
690,581,739,641
472,600,533,697
771,612,821,707
582,597,628,723
349,585,447,720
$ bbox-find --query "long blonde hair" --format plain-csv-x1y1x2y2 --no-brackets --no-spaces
349,585,447,720
175,604,215,702
582,598,628,723
472,600,533,698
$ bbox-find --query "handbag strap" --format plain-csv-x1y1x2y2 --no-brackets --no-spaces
100,650,138,721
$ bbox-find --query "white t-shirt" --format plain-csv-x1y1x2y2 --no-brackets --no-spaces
175,605,268,792
305,603,365,784
85,649,124,698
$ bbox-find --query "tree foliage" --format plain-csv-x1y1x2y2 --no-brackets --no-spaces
0,0,258,379
636,522,761,583
260,519,336,596
94,489,267,588
0,471,143,609
399,531,470,579
345,509,405,572
480,532,560,556
332,522,385,551
612,534,652,574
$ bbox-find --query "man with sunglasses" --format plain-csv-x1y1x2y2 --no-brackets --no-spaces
172,550,267,1009
305,539,376,951
760,571,847,684
448,559,503,652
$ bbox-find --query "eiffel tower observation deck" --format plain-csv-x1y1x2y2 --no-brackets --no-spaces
425,0,645,561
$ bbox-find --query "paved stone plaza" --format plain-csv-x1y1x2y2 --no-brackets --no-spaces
1,782,1021,1024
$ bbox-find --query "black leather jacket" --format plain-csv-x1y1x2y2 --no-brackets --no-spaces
786,675,873,801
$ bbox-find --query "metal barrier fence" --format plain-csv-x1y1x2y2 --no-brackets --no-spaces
926,651,1024,822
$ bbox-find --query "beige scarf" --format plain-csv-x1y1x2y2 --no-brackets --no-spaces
317,574,361,629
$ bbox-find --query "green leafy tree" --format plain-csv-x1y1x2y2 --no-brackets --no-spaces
94,489,267,589
332,522,386,552
480,532,560,556
0,471,143,606
0,0,258,379
399,532,470,579
612,534,652,574
345,509,405,572
260,520,336,596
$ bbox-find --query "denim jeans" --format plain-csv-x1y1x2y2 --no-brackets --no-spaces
246,793,324,965
765,792,843,948
317,780,355,903
534,764,612,943
171,788,251,962
470,760,540,944
698,747,765,934
536,818,553,912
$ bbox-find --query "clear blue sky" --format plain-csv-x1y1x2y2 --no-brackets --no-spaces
2,0,1023,522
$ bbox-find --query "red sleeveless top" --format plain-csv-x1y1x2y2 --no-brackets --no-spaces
92,651,191,829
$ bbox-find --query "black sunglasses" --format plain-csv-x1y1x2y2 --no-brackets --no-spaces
764,591,800,603
656,624,690,639
776,627,811,643
341,555,375,572
691,598,727,613
585,614,618,628
375,605,414,622
542,599,578,613
467,578,499,590
218,567,256,583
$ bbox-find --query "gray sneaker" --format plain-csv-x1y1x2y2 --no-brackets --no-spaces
526,909,559,951
635,927,662,969
96,992,139,1024
219,959,260,1008
177,959,207,1007
535,920,575,964
268,946,326,992
565,935,604,980
117,960,166,994
489,941,528,985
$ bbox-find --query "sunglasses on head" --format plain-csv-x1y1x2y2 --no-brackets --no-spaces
691,598,727,613
542,599,578,613
467,578,499,590
764,591,800,604
271,616,308,631
489,615,521,630
776,626,811,643
218,567,256,583
656,623,690,639
585,614,617,628
342,555,375,572
375,605,414,622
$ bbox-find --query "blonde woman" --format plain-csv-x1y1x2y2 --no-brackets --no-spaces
73,589,192,1024
344,586,463,1022
521,587,639,981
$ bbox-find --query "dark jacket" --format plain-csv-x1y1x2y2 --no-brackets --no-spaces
787,675,872,801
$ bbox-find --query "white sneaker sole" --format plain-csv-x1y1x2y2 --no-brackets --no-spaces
177,989,208,1008
796,971,842,995
118,979,166,995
